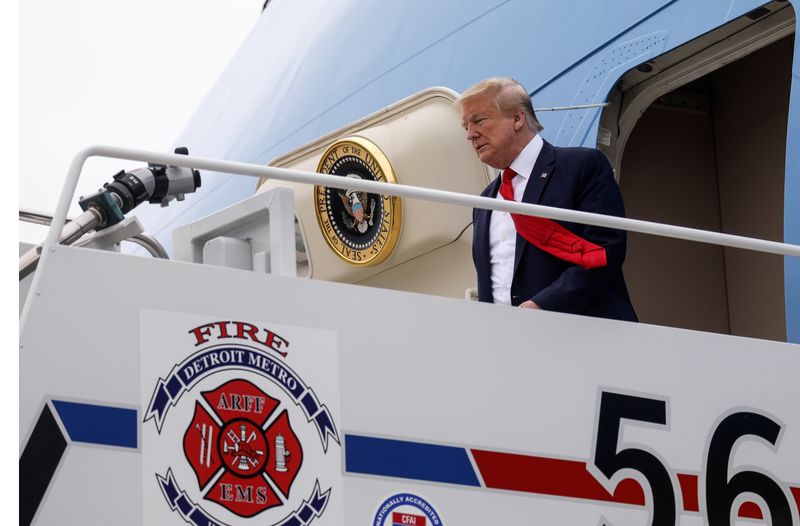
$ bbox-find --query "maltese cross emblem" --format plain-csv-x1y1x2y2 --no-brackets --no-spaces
183,379,303,518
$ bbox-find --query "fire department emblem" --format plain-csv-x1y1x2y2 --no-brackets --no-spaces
183,379,303,517
144,321,339,526
314,137,402,266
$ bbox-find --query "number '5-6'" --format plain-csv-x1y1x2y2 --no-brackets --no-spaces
591,391,796,526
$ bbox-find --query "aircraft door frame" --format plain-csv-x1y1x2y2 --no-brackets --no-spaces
594,0,798,342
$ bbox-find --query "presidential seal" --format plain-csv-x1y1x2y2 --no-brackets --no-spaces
314,137,402,266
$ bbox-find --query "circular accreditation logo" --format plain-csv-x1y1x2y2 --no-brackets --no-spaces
373,493,444,526
144,331,339,526
314,137,402,266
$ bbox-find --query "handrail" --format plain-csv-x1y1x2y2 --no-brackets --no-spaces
19,209,59,227
126,234,170,259
19,208,169,259
44,145,800,257
21,145,800,333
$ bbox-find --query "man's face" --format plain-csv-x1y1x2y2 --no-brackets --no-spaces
460,93,519,169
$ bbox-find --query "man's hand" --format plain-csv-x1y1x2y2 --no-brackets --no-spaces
519,300,541,309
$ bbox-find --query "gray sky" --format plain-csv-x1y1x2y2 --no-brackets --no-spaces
13,2,261,498
18,0,262,242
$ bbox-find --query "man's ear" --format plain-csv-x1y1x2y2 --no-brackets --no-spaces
513,111,524,131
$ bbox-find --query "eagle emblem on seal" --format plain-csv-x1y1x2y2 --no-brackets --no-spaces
314,137,402,266
338,175,376,234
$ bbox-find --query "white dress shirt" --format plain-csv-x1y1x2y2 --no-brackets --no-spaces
489,134,544,304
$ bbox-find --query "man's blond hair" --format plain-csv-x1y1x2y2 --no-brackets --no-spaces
456,77,543,132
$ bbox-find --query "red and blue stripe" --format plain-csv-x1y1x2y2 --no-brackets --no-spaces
344,433,800,520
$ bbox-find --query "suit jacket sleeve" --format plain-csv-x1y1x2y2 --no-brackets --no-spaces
531,149,627,313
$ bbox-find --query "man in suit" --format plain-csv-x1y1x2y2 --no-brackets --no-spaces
457,77,637,321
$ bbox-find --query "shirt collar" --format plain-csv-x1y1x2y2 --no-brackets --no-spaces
509,133,543,180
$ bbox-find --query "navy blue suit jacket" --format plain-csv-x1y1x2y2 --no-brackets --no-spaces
472,140,637,321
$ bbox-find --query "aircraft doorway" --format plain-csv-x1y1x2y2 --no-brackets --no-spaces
600,3,795,341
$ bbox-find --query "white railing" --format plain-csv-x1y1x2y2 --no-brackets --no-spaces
22,145,800,332
44,145,800,257
19,208,168,259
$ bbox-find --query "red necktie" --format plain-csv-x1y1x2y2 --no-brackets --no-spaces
498,168,607,269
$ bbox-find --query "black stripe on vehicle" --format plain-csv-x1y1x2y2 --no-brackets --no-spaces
20,404,68,526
